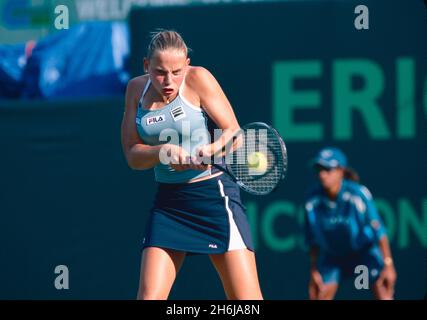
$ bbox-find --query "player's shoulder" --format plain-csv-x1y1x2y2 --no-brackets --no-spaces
344,180,373,200
127,75,149,93
125,75,149,109
185,66,216,87
186,66,210,77
304,184,323,208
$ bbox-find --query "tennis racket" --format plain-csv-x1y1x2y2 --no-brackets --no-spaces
209,122,287,196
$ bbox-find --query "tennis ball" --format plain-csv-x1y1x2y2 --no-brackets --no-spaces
248,152,268,175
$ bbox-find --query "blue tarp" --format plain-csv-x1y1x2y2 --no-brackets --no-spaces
0,21,130,99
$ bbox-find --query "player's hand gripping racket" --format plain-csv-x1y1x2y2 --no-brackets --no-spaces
207,122,287,195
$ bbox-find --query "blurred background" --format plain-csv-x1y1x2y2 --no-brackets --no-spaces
0,0,426,299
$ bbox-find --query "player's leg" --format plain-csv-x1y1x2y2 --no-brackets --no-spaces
312,259,340,300
316,282,339,300
209,249,263,300
137,247,186,300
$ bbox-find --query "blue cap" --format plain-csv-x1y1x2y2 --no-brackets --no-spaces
312,147,347,169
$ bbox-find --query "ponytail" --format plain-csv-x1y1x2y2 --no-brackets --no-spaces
343,167,360,183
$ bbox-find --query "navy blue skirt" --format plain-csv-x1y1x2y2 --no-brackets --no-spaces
141,173,254,254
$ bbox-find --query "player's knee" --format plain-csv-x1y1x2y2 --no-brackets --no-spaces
137,285,169,300
226,285,263,300
137,289,168,300
229,292,263,300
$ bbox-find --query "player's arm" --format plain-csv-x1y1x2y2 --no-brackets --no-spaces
304,199,320,254
305,216,319,271
360,186,394,266
359,185,387,241
308,246,318,269
378,236,394,268
186,67,241,157
376,228,397,298
121,77,164,170
304,199,325,299
359,186,396,296
308,245,325,299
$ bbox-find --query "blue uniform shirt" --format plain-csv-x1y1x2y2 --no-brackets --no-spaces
304,180,386,257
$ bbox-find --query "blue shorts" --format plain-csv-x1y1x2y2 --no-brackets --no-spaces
317,246,384,284
141,173,254,254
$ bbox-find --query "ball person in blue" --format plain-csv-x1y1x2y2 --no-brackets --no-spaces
304,147,397,299
121,30,262,299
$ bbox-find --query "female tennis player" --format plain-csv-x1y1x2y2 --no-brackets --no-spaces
304,147,397,300
121,30,263,300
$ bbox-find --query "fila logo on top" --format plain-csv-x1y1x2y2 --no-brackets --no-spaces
146,115,165,125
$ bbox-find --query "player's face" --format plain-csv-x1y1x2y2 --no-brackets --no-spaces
144,49,189,101
317,166,344,190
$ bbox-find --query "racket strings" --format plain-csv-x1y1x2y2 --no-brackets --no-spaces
227,127,286,194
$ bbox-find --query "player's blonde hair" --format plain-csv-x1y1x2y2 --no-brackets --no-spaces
146,29,189,59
